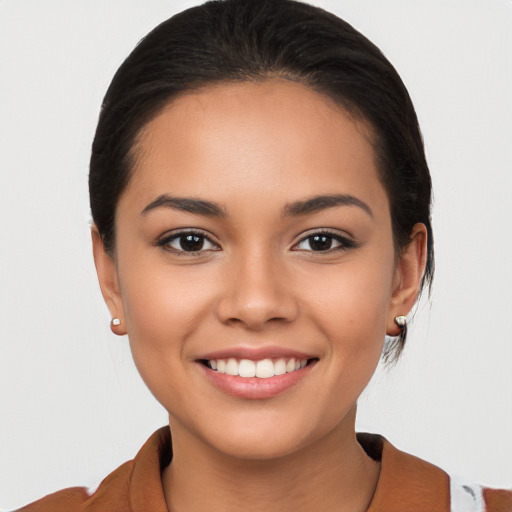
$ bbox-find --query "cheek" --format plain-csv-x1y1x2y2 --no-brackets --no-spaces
311,268,391,416
303,246,395,380
123,271,202,340
115,251,217,390
304,253,395,345
118,240,216,328
302,251,395,393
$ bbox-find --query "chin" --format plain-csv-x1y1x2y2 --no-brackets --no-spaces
210,427,312,461
188,404,347,462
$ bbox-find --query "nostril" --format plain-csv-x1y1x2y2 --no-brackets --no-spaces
215,282,299,330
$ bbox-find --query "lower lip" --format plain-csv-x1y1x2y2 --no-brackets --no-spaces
198,361,316,400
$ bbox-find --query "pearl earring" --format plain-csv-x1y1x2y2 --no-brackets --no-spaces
111,318,121,326
394,315,407,328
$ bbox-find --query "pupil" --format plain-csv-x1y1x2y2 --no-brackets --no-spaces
310,235,332,251
181,234,204,251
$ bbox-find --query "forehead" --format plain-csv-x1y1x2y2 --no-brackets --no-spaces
123,80,387,215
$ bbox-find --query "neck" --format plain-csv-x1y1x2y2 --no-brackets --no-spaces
162,407,380,512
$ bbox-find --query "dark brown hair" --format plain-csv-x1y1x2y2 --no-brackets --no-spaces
89,0,434,359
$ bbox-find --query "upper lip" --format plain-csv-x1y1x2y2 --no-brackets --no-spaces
196,346,317,361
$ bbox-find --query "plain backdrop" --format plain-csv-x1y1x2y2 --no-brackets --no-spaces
1,0,511,509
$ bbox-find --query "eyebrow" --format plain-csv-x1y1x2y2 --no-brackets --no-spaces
282,194,373,218
141,193,372,219
141,195,226,217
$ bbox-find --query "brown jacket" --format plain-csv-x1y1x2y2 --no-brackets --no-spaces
17,428,512,511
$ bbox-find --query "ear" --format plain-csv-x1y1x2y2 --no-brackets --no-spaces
91,226,127,336
387,223,428,336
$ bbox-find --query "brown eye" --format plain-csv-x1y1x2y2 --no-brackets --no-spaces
159,231,220,253
178,234,206,251
307,234,334,251
293,231,356,252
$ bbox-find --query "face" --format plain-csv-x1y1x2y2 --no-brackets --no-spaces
94,80,425,459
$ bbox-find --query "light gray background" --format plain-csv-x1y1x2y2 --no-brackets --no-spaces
1,0,511,509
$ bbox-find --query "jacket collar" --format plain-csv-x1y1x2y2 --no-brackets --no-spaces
129,427,450,512
357,433,450,511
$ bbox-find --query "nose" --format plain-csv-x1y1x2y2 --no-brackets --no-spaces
216,249,298,331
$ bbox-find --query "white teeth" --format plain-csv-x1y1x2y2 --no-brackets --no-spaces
226,358,239,376
256,359,274,379
274,358,286,376
208,357,309,378
238,359,256,378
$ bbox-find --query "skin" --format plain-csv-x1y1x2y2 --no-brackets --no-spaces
93,80,427,512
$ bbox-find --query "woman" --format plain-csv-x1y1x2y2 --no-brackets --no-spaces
5,0,512,510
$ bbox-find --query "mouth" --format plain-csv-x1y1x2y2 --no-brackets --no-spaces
199,357,316,378
195,351,319,399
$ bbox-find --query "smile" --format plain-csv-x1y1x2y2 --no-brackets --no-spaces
197,352,318,399
207,357,308,378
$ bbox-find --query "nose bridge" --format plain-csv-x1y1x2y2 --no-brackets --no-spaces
216,243,297,329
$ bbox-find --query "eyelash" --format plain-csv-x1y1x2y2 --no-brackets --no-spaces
292,230,358,253
156,229,358,255
156,229,221,255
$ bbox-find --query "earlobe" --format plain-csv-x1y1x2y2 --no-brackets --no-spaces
91,226,127,336
387,223,428,336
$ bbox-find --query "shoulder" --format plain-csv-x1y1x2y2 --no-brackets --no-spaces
359,433,512,512
361,433,450,511
483,487,512,512
15,427,171,512
16,460,133,512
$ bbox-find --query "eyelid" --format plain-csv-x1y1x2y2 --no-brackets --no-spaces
156,228,221,252
291,228,358,251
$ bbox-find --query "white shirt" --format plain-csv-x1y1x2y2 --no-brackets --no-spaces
451,478,485,512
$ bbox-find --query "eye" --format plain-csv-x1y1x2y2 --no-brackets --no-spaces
293,231,356,252
157,231,220,253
